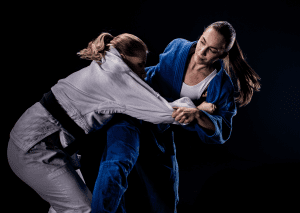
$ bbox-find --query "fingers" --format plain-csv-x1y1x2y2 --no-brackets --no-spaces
183,116,193,124
176,114,190,124
172,107,187,118
207,104,216,114
178,115,187,123
172,107,183,121
211,104,216,110
172,107,181,118
172,107,194,124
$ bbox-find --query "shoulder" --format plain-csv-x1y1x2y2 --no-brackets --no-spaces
164,38,196,52
223,71,235,92
219,69,236,101
160,38,196,65
168,38,191,45
215,60,235,92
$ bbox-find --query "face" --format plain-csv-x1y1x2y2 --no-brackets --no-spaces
195,27,227,65
121,51,147,79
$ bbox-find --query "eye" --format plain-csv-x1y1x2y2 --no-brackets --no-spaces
210,49,218,54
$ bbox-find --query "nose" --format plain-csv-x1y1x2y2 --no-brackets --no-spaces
199,47,207,56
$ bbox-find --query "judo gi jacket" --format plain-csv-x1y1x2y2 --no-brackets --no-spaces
9,47,196,153
145,38,237,144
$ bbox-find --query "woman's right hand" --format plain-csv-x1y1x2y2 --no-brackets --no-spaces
172,106,199,124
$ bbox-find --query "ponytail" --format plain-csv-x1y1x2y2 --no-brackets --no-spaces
77,33,114,61
223,39,261,107
206,21,261,107
77,32,148,64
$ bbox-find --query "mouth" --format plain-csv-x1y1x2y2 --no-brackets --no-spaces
199,55,206,60
196,53,205,61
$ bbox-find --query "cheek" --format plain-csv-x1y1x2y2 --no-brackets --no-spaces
207,55,215,61
207,54,220,62
195,45,202,54
195,48,203,58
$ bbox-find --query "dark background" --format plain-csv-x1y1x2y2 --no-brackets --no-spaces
4,0,300,212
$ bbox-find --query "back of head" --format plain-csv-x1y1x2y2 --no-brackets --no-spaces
111,33,148,57
77,33,148,62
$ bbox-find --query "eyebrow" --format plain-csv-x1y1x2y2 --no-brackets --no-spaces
202,36,219,51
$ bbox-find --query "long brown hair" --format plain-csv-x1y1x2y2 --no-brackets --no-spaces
207,21,261,107
77,32,148,63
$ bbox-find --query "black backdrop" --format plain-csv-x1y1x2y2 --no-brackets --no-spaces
4,0,300,212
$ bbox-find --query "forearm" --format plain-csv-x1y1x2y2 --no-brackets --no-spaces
172,106,216,132
195,110,215,132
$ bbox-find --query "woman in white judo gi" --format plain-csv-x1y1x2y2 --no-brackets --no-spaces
7,32,214,213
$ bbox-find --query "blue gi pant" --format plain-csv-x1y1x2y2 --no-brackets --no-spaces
91,115,179,213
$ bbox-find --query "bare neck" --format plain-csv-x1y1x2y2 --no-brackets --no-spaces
183,54,215,86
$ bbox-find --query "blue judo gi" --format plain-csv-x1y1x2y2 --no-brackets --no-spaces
91,39,237,213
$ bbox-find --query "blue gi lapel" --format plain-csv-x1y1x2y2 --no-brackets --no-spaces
171,41,197,100
206,60,225,104
170,40,224,103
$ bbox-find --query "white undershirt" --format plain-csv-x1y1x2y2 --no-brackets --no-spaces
180,69,217,101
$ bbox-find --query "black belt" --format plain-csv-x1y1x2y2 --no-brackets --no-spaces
40,91,85,156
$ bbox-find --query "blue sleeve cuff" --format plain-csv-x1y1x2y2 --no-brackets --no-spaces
181,110,225,144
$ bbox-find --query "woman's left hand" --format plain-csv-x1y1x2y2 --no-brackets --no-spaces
172,107,200,124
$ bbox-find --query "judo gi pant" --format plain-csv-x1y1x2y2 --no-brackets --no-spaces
91,115,179,213
7,131,92,213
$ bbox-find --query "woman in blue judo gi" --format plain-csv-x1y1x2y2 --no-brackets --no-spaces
91,21,261,213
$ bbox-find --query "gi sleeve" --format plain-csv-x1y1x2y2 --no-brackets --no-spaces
181,82,237,144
